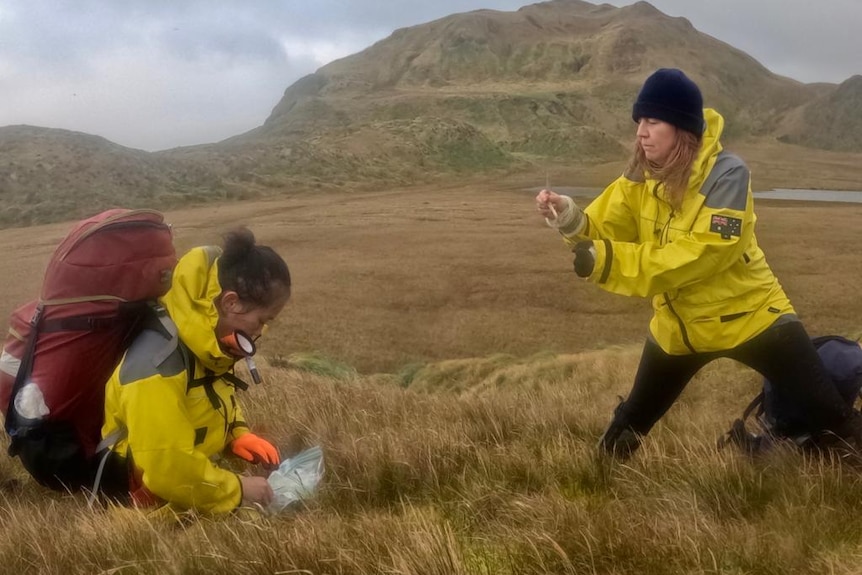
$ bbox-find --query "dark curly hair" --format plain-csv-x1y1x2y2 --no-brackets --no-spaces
217,227,291,307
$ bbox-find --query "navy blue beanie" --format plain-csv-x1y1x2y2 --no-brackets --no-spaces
632,68,705,136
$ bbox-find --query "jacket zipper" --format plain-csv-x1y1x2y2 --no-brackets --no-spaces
660,209,674,245
653,185,696,353
664,294,696,353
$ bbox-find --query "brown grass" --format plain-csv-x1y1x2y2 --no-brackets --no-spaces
0,179,860,574
1,178,860,373
18,175,862,373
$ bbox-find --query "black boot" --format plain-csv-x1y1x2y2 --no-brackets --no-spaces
597,400,642,461
834,409,862,452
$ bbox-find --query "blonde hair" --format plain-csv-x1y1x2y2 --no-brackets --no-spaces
625,130,701,210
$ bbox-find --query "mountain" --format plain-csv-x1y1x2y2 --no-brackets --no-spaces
0,0,860,228
776,75,862,152
262,0,815,140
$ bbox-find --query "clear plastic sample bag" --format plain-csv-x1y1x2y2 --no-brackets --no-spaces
266,445,324,513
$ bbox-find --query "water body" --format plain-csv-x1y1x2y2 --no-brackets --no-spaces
534,187,862,204
754,189,862,204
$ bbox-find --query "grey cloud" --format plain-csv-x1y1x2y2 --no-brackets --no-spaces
622,0,861,83
157,25,286,65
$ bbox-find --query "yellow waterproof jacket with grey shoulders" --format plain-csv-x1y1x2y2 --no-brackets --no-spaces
559,109,794,354
102,246,250,514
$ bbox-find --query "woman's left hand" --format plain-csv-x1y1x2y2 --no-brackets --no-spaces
231,433,281,467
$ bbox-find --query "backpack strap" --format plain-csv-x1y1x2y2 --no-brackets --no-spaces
181,346,249,404
742,390,765,423
88,426,129,509
717,391,767,453
221,372,249,391
4,304,44,440
186,370,249,407
40,315,123,332
188,371,220,410
149,304,180,366
38,301,156,334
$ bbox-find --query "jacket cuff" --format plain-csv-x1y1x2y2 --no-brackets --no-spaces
230,425,250,442
558,204,585,236
590,239,613,284
234,473,244,510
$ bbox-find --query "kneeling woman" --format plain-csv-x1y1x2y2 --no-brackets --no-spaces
99,227,291,514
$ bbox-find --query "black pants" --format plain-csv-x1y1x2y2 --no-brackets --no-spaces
10,421,94,491
10,424,130,500
602,320,857,455
93,449,131,501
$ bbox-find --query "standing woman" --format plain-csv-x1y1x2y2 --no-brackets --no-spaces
536,68,862,459
99,227,291,513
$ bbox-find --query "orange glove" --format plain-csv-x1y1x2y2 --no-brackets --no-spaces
231,433,280,467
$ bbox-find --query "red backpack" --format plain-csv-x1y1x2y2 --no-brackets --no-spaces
0,209,177,490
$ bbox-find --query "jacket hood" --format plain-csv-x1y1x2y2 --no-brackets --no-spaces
688,108,724,190
160,246,236,375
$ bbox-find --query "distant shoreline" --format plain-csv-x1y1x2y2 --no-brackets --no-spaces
532,187,862,204
755,189,862,203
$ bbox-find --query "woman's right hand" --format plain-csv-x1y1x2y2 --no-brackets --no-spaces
535,189,568,219
239,475,274,508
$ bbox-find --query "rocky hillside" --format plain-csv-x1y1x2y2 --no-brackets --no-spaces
776,75,862,152
0,126,240,227
262,0,815,140
0,0,859,228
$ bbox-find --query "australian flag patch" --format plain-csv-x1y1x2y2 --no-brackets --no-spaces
709,214,742,239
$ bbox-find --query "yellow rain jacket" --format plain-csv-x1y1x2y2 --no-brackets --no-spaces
102,246,250,514
560,109,794,354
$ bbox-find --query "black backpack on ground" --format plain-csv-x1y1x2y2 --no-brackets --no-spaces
719,335,862,454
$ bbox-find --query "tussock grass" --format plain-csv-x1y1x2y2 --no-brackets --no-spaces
5,349,862,573
269,351,358,380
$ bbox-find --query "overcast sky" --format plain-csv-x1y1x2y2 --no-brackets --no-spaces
0,0,858,151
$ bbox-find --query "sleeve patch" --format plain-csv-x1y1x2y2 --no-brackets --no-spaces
709,215,742,239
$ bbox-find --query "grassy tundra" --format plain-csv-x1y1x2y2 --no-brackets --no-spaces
0,181,860,574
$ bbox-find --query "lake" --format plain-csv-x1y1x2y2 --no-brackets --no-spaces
535,187,862,204
754,189,862,203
